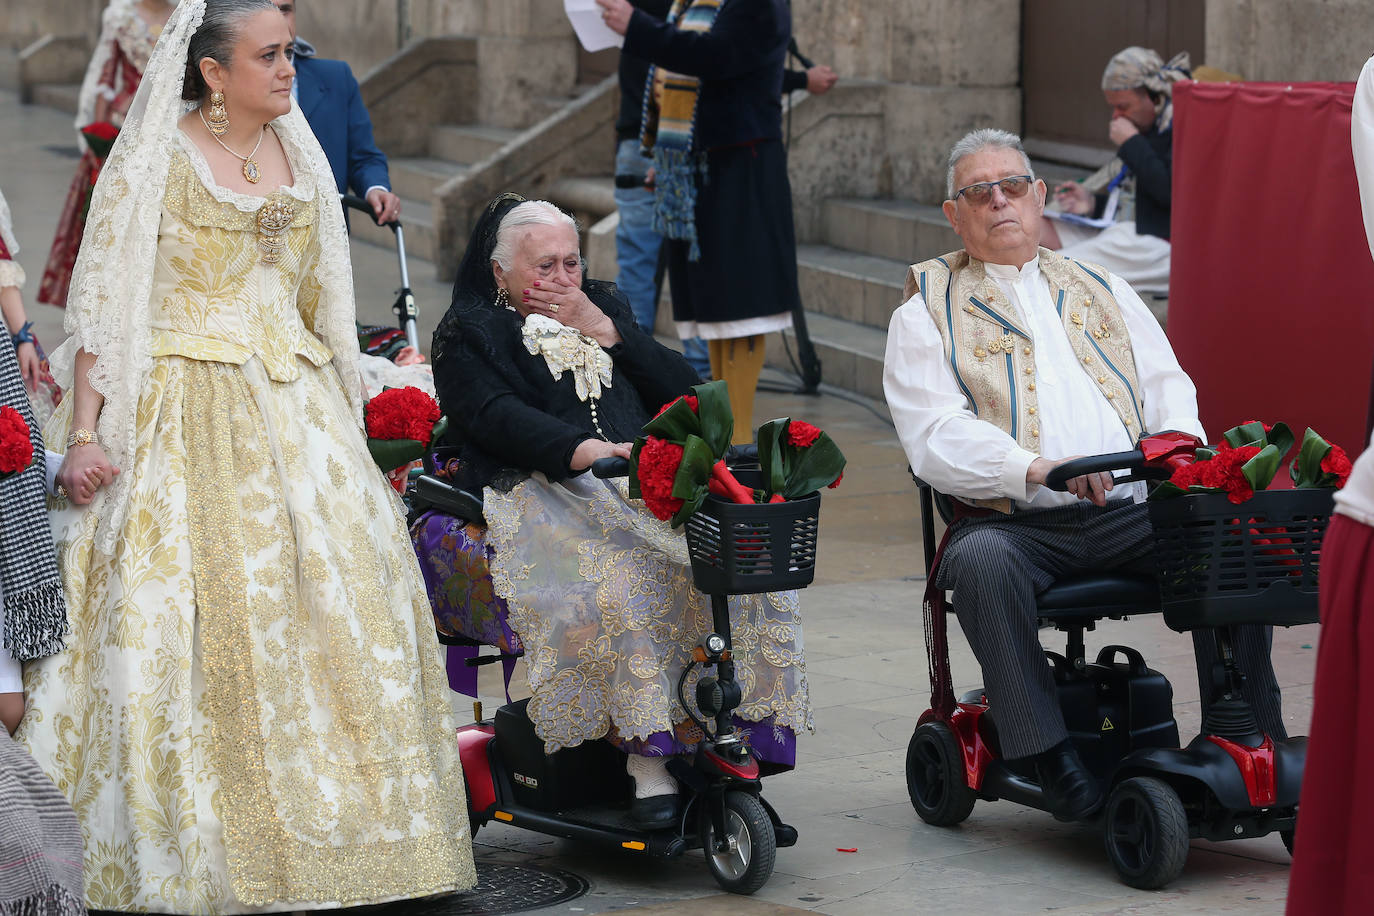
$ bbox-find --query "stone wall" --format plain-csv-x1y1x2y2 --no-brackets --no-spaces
1205,0,1374,82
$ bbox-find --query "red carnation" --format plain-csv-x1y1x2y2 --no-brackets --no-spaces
637,436,685,520
787,420,822,448
1242,419,1274,433
0,405,34,475
655,394,698,418
81,121,119,141
365,386,442,448
827,471,843,489
1322,444,1353,488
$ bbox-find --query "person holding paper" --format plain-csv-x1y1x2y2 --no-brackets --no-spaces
1043,46,1189,297
596,0,801,444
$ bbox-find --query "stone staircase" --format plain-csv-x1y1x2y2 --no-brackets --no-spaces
773,158,1109,400
350,123,519,264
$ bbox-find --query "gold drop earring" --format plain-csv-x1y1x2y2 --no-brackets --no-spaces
205,89,230,136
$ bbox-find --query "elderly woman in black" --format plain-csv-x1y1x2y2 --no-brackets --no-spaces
429,194,811,828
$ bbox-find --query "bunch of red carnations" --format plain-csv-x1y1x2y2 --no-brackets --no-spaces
0,404,33,479
364,386,448,490
630,379,845,527
1151,419,1350,505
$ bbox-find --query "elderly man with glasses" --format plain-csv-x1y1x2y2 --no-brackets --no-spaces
881,128,1286,822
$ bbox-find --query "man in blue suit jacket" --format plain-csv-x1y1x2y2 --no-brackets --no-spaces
271,0,401,224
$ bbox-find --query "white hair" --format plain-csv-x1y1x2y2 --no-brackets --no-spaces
945,128,1035,199
490,200,580,271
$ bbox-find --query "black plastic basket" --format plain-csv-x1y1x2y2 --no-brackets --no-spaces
1147,487,1333,631
683,470,820,595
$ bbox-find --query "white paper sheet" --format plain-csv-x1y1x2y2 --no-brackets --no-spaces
1045,185,1121,229
565,0,624,52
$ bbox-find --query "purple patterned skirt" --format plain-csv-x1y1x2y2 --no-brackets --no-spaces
409,506,800,769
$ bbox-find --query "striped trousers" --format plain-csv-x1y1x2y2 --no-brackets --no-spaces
936,500,1286,759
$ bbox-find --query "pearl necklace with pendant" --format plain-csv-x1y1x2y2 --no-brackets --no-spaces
200,111,266,184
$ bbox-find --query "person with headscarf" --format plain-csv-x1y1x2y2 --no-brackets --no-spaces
1045,46,1191,296
426,193,811,830
18,1,476,911
595,0,801,444
0,186,85,916
38,0,178,309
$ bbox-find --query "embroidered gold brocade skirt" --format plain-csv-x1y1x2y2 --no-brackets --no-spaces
483,473,812,755
20,355,476,914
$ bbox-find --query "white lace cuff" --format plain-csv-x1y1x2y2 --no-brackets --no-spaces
96,85,118,102
0,259,26,291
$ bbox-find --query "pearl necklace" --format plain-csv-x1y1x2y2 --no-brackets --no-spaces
200,111,266,183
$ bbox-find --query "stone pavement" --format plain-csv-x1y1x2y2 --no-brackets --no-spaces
1,88,1316,915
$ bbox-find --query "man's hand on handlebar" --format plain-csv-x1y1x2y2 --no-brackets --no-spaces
571,439,633,472
365,187,402,225
1028,455,1114,507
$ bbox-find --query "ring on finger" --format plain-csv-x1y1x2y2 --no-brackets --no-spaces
549,303,559,313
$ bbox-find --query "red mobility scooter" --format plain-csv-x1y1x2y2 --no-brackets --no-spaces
409,450,821,894
905,435,1325,888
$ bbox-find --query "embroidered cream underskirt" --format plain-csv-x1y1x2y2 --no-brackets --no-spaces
20,355,476,914
483,472,812,753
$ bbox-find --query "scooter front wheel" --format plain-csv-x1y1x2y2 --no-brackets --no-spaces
1102,776,1189,889
699,791,776,895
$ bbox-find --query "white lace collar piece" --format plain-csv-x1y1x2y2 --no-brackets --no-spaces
520,313,613,402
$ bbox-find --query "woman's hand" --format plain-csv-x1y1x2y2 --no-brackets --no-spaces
1109,115,1140,147
570,439,633,472
56,443,120,505
523,279,622,348
595,0,633,35
14,341,40,391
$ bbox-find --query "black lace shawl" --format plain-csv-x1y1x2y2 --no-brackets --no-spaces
431,194,701,491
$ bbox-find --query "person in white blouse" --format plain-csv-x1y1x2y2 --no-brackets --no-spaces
883,128,1284,822
1285,58,1374,914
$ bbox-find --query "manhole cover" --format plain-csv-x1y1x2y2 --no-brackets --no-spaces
89,862,588,916
397,862,590,915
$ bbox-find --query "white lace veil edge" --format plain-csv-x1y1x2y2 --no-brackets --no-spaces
54,0,361,555
74,0,136,142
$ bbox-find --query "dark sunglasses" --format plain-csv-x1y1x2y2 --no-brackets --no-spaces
953,175,1034,205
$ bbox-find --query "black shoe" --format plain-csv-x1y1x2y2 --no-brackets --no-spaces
629,794,679,831
1033,740,1103,822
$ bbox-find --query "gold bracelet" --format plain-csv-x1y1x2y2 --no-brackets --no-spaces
66,428,99,449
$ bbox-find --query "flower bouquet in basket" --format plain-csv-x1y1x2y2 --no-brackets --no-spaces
628,380,846,526
630,379,845,593
364,385,448,493
0,405,33,481
1146,419,1349,618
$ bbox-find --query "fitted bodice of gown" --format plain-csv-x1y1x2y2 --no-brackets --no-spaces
148,136,334,379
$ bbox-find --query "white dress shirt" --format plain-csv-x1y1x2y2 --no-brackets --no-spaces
883,255,1205,510
1337,56,1374,526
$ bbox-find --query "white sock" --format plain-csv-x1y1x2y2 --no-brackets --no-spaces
626,753,678,798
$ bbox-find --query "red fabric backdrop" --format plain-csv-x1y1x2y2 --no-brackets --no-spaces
1170,80,1374,458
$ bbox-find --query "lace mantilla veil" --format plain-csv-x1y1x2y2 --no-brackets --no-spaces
53,0,362,554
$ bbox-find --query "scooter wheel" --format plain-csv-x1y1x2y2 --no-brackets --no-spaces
1102,776,1189,889
699,791,776,895
906,722,976,826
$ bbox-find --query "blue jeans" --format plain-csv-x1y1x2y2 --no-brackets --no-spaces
614,139,709,375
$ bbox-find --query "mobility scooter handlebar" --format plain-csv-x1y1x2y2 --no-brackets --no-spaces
591,444,761,481
1043,431,1206,493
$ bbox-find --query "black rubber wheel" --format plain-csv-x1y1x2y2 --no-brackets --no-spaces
1281,827,1295,857
1102,776,1190,889
906,721,977,826
699,791,776,895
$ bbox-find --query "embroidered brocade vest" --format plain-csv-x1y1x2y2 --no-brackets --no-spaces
904,247,1146,514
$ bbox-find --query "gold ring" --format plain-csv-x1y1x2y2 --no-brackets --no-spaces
549,303,559,313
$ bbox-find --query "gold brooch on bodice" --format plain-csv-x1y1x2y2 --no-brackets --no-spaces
256,199,295,264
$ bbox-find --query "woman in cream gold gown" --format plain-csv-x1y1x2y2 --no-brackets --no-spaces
18,1,475,912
